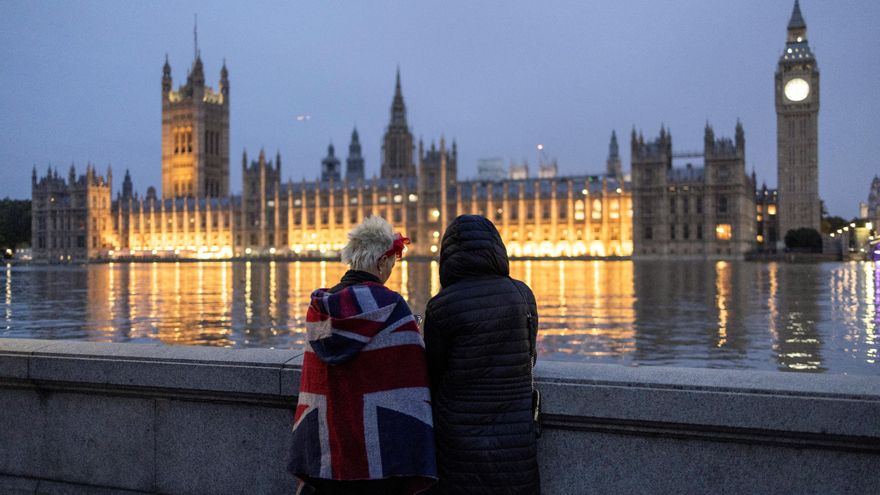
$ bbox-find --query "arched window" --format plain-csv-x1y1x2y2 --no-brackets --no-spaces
575,200,585,221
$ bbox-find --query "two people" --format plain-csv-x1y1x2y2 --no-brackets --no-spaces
289,215,540,494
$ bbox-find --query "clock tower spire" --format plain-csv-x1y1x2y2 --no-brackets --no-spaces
776,0,820,241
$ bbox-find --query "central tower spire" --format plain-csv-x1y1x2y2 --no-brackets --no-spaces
194,14,199,61
381,68,415,179
390,66,407,128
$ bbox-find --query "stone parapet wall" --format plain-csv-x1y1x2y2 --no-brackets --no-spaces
0,339,878,494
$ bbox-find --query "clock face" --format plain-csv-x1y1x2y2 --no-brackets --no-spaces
784,78,810,102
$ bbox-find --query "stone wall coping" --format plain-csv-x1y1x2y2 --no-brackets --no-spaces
1,338,879,439
536,360,880,399
0,338,303,399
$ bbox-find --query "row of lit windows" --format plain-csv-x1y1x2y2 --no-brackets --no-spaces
173,182,193,196
643,223,733,241
173,128,193,154
756,204,777,215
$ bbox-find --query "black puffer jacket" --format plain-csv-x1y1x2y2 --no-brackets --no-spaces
424,215,539,495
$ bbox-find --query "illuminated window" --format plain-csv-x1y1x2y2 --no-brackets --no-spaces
574,200,585,221
715,224,732,241
767,205,776,215
757,234,764,243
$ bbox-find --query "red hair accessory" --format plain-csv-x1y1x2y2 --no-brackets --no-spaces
383,233,411,259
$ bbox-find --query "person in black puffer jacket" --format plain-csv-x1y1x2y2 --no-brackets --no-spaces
424,215,540,495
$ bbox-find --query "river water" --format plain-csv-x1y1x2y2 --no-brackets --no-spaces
1,260,877,375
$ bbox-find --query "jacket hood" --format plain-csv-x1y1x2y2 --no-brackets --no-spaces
306,282,400,365
439,215,509,287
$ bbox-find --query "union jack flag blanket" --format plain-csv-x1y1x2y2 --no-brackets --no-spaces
288,282,438,494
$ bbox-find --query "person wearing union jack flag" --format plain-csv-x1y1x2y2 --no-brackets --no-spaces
289,216,438,495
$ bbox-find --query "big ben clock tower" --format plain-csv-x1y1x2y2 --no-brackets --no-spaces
776,0,820,238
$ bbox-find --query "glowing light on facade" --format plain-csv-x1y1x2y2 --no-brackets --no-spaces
4,264,11,330
715,224,732,241
715,261,730,347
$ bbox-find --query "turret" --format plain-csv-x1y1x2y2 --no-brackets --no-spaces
32,166,37,187
606,130,622,178
346,127,365,181
322,142,341,182
122,169,133,198
704,122,715,156
68,164,76,186
190,55,205,89
735,119,745,157
220,59,229,97
162,54,172,94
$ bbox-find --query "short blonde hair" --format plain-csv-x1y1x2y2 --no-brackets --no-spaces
341,216,395,271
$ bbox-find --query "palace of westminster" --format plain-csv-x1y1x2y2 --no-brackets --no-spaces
31,2,821,263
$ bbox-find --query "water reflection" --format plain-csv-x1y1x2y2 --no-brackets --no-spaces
5,264,12,329
869,261,880,363
0,260,878,375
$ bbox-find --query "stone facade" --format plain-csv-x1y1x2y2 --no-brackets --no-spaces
755,185,780,253
161,54,230,199
30,165,114,262
31,56,631,261
776,0,821,238
631,124,756,258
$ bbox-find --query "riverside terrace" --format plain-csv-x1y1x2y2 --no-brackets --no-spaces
0,338,878,494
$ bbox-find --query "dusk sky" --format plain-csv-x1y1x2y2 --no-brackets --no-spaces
1,0,877,218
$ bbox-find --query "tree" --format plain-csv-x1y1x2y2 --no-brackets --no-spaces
0,198,31,257
784,227,822,253
822,216,848,234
